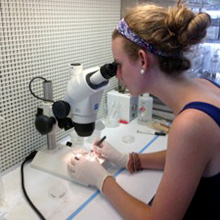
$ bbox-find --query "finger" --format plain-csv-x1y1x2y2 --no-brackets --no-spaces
75,156,80,160
91,150,102,158
92,146,103,154
72,153,82,160
68,167,76,179
96,152,102,158
94,156,100,163
69,158,75,165
70,156,80,165
67,161,75,172
91,144,96,151
92,140,105,149
92,140,99,145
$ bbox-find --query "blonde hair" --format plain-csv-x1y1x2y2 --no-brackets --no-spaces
112,0,211,75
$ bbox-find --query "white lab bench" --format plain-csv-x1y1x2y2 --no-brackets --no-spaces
2,119,167,220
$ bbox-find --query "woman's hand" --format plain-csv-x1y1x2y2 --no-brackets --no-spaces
68,155,112,193
92,141,129,168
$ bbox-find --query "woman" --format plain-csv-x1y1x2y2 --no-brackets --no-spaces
68,1,220,219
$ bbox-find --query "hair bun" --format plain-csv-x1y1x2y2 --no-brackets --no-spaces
178,12,211,49
166,5,211,51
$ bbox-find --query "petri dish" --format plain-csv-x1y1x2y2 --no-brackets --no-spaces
48,183,67,199
122,135,135,144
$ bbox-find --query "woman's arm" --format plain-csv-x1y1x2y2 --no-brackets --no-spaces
103,176,152,220
102,111,213,220
140,150,166,170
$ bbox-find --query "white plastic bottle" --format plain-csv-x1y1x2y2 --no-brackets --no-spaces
138,93,153,125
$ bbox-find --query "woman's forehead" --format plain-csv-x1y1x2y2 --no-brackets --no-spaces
112,37,125,56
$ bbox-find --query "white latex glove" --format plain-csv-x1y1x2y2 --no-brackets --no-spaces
92,141,129,168
68,155,112,193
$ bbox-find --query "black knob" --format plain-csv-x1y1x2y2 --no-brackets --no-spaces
66,141,72,147
35,115,56,135
52,101,70,119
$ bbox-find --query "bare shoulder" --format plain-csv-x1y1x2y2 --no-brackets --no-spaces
170,108,219,149
168,108,217,162
150,109,215,220
169,108,220,175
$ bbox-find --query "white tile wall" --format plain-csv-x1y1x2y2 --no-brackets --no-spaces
0,0,120,171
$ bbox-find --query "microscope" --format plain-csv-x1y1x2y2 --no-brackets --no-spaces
29,62,117,184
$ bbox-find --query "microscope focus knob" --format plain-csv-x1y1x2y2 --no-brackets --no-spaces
35,115,56,135
52,101,70,119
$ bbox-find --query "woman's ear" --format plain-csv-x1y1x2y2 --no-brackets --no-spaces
138,50,149,71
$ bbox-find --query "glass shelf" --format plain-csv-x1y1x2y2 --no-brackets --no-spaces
206,39,220,43
186,0,220,81
187,0,220,10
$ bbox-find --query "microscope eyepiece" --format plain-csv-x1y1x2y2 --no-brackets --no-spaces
100,62,117,79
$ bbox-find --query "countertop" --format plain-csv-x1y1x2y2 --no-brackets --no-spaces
2,119,167,220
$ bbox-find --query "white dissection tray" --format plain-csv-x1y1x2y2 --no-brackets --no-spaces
31,144,105,186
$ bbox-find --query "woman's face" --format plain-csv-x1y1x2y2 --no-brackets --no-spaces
112,36,145,96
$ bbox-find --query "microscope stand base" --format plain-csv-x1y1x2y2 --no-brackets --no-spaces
31,144,87,186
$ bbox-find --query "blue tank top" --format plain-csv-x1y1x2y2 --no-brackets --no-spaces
149,78,220,219
181,78,220,220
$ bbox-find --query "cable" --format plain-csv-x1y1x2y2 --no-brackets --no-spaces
29,76,54,103
21,151,46,220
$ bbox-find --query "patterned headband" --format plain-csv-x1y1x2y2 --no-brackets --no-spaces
117,18,178,58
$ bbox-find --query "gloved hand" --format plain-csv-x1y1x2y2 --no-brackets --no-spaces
92,141,129,169
68,155,112,193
